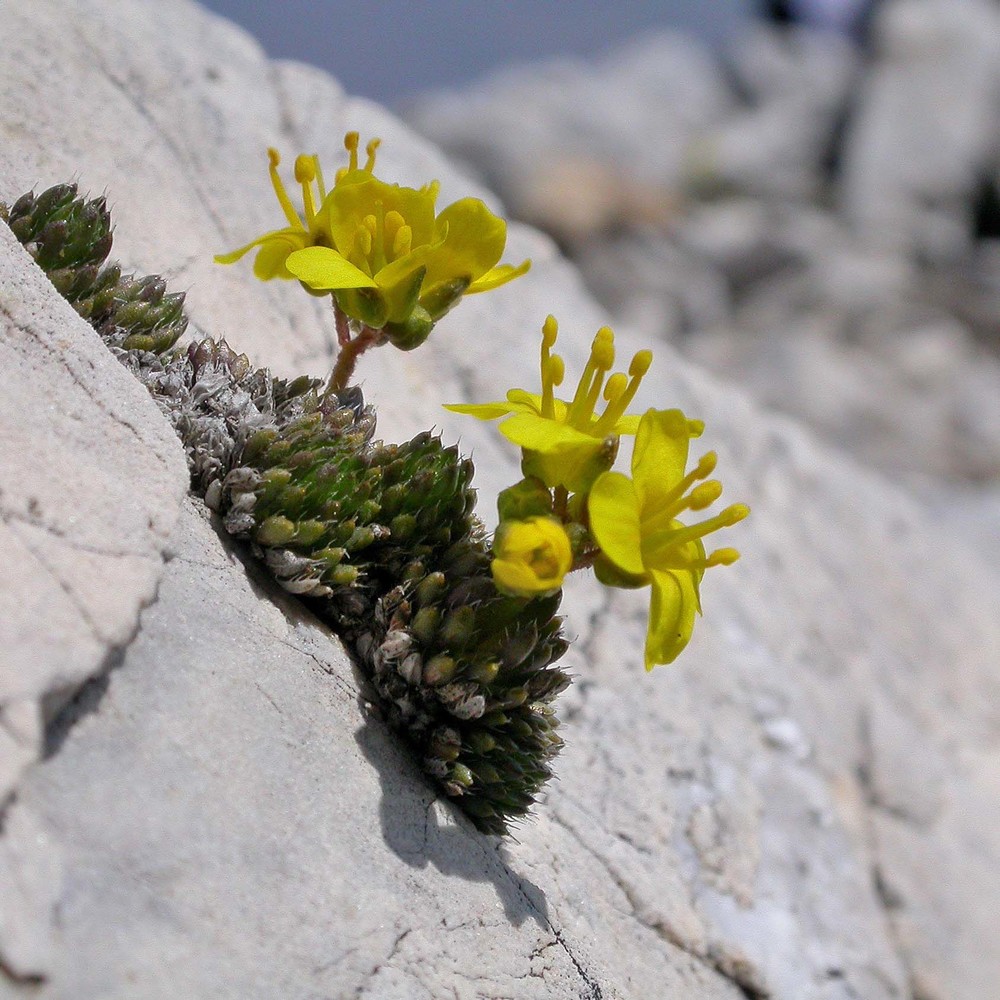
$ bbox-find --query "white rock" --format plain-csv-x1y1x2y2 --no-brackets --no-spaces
0,224,188,808
0,2,999,998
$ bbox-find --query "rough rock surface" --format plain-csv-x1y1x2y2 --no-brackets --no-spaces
0,226,187,812
2,2,1000,999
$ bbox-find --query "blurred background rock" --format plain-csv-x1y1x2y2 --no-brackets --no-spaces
201,0,1000,553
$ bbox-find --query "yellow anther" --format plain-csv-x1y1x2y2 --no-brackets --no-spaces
268,147,281,169
364,138,381,172
542,315,559,350
383,210,405,258
294,155,316,183
294,154,318,224
722,503,750,525
590,328,616,371
706,547,740,566
603,372,628,402
687,481,723,510
354,226,372,256
344,131,360,169
694,451,718,478
392,224,412,259
363,214,378,237
593,354,652,435
629,350,653,378
547,354,565,387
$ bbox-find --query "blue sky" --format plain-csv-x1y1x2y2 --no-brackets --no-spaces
198,1,755,106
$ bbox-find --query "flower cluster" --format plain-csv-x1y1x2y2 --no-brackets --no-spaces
217,133,529,389
448,316,748,670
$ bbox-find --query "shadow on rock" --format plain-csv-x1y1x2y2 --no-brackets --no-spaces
353,708,550,929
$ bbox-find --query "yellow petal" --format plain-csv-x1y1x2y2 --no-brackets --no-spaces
499,413,595,453
632,409,693,512
588,472,646,577
422,197,507,288
611,413,642,435
645,568,699,669
252,237,308,280
442,401,513,420
467,259,531,293
214,226,305,267
286,246,378,290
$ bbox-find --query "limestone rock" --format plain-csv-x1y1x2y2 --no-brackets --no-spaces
0,223,187,812
1,2,999,999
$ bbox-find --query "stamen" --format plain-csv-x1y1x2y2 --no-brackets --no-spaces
353,226,372,257
344,132,359,171
364,138,381,172
670,453,719,503
336,133,360,183
294,154,317,225
694,451,717,478
602,372,628,403
706,547,740,566
312,154,326,200
267,148,304,229
539,317,557,417
392,224,412,259
686,481,723,511
593,350,652,434
641,453,722,531
567,328,615,427
650,504,750,553
542,315,559,351
668,547,742,572
591,328,616,370
630,350,653,379
384,211,405,259
541,354,564,419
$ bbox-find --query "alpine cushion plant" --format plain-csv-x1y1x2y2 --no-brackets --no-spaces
216,132,530,389
11,180,569,837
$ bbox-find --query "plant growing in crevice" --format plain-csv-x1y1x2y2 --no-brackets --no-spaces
5,172,563,835
6,134,746,832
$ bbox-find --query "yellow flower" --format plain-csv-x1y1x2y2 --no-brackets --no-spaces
491,516,573,597
588,408,748,670
446,315,681,494
217,133,530,346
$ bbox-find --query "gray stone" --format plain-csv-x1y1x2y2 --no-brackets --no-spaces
1,2,999,998
0,223,188,808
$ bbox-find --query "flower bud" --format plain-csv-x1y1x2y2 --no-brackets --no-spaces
491,516,572,597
